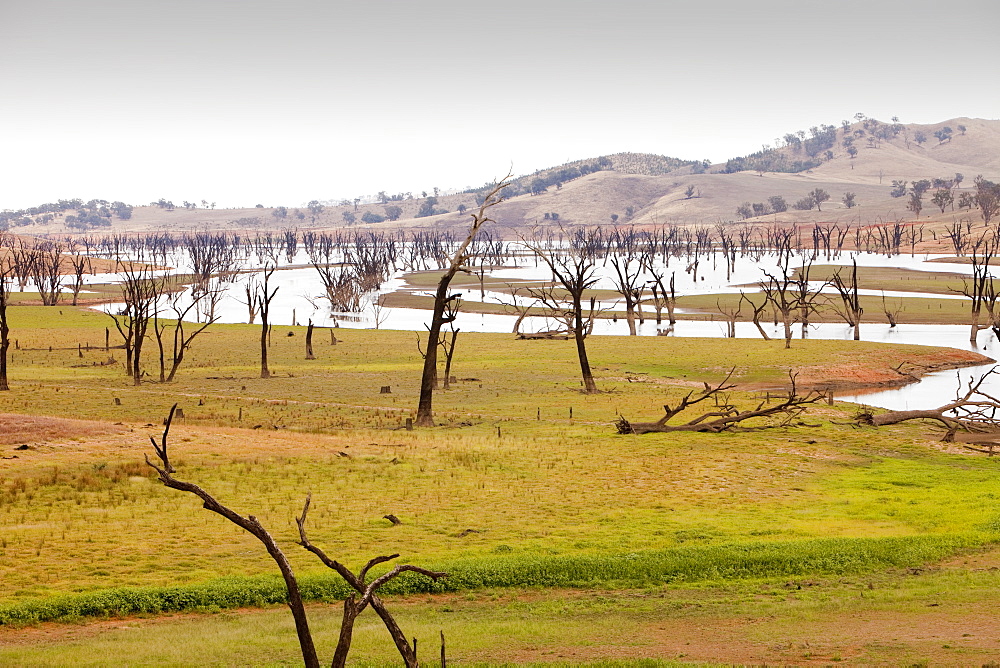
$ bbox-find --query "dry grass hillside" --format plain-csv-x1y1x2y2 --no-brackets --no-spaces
7,117,999,236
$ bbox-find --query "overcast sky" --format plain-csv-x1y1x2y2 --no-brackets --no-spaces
2,0,998,210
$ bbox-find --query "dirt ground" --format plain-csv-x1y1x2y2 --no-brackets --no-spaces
0,413,123,446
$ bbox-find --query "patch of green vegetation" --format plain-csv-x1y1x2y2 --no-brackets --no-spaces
0,534,984,625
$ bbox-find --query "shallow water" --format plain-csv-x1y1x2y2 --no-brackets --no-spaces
81,247,997,411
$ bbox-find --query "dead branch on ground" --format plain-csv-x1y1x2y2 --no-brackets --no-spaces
616,370,824,434
856,369,1000,441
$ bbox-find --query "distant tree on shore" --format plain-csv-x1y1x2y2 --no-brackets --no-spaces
768,195,788,213
808,188,830,212
931,189,954,213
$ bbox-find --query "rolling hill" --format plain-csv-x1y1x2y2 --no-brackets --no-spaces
4,117,999,236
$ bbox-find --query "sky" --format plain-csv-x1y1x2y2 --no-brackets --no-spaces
2,0,998,211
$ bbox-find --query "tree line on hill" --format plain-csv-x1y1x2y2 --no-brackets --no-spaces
736,175,1000,223
0,199,133,231
723,114,969,177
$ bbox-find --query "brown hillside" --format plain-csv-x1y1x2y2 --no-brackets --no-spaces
8,118,999,236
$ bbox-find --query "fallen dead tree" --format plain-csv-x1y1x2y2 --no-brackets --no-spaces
856,370,1000,446
517,330,570,340
616,369,824,434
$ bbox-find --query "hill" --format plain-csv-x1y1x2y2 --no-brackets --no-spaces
3,117,999,236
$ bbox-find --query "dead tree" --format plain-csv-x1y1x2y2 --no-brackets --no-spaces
67,245,93,306
955,245,996,344
523,236,601,393
28,240,64,306
881,293,902,328
857,370,1000,443
249,265,279,379
716,298,741,338
760,256,825,348
441,323,459,390
829,258,863,340
759,258,801,349
109,255,165,386
606,228,646,335
305,319,316,359
617,370,823,434
146,407,446,668
647,269,677,327
415,176,510,426
495,285,533,337
0,243,12,391
739,291,771,341
509,282,598,341
153,284,224,382
792,259,828,335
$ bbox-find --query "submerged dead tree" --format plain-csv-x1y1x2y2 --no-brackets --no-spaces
146,406,446,668
616,370,823,435
829,258,863,340
955,245,998,345
415,175,510,427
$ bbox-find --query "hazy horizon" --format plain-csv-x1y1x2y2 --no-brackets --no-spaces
2,0,998,211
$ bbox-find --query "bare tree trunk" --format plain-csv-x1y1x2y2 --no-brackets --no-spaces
331,598,360,668
416,177,509,427
0,292,8,392
782,313,793,349
260,318,270,378
573,295,598,393
305,319,315,360
442,328,458,390
0,252,9,391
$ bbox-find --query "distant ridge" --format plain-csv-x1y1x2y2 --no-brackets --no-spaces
466,152,697,200
4,116,999,234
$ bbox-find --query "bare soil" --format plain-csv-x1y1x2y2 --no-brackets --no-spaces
0,414,122,446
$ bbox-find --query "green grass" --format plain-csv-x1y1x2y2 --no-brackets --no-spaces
5,565,1000,666
2,303,1000,665
0,533,983,625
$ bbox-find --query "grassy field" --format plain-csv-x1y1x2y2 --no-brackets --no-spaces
1,304,999,665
